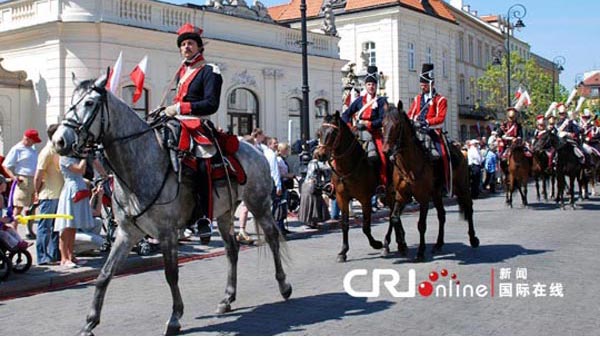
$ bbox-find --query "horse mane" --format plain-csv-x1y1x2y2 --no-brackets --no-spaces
390,106,430,158
322,112,366,158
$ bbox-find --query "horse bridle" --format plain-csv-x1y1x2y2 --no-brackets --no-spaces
318,120,360,180
62,84,110,156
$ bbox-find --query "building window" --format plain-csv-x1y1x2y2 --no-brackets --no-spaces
408,42,415,71
485,43,490,66
458,33,464,61
227,88,259,136
362,41,376,66
469,77,475,104
288,97,302,142
314,98,329,118
459,75,466,104
468,36,474,64
425,46,433,64
442,50,448,77
122,85,148,119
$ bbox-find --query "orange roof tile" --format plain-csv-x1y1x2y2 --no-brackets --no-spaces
270,0,455,23
267,3,289,21
480,15,499,23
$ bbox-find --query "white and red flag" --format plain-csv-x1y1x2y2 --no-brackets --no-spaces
129,55,148,104
106,51,123,94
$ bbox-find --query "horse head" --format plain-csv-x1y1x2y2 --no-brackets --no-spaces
534,129,559,153
53,73,109,156
315,110,347,161
381,102,414,154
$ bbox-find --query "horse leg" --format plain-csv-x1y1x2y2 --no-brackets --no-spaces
360,202,383,250
542,174,548,201
158,230,184,336
571,175,578,209
253,211,293,300
392,202,408,256
415,203,429,262
337,197,350,263
519,179,528,207
214,212,240,314
535,177,541,201
79,226,141,336
431,194,446,254
381,202,395,257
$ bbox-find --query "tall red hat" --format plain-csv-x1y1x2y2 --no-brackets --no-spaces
536,115,545,125
177,23,203,48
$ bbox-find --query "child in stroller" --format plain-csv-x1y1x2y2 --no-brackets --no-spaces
0,175,33,279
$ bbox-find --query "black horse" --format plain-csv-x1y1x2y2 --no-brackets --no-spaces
534,130,582,209
531,145,556,201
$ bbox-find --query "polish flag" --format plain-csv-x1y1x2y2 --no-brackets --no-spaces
514,86,523,100
514,90,531,111
106,51,123,94
129,55,148,104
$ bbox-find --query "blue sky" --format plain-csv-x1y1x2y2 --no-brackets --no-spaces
164,0,599,89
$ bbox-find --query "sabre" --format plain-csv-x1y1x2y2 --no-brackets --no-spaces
157,59,186,109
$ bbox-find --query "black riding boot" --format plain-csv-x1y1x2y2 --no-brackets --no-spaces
195,160,212,238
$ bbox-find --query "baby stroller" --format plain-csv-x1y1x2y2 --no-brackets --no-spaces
0,225,33,280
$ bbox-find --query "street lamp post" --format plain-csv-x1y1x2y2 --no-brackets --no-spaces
300,0,310,142
552,56,565,101
501,4,526,108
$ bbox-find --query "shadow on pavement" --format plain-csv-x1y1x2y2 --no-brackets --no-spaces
415,242,552,265
186,292,394,335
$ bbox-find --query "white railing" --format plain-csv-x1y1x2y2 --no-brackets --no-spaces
0,0,339,58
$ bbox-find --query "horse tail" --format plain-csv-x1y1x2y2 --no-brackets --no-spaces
448,143,473,221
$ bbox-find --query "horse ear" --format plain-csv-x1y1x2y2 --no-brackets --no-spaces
94,71,108,89
397,100,404,111
334,110,340,119
72,72,81,87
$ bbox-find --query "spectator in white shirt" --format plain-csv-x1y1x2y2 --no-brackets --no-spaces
467,140,483,199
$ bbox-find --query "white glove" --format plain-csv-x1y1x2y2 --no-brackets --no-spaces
558,131,567,138
165,104,179,117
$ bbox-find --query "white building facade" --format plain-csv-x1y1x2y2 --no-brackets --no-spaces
0,0,345,150
273,0,461,139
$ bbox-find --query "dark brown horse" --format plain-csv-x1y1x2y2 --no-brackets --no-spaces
534,130,582,209
531,145,555,201
381,106,479,261
315,111,384,262
505,143,531,207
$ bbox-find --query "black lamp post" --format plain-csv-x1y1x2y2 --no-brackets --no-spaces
501,4,526,108
300,0,310,142
552,56,565,101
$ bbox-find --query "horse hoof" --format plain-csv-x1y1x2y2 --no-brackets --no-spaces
381,247,390,257
398,246,408,257
336,254,347,263
164,325,181,336
281,283,293,300
470,236,480,248
371,241,383,250
78,329,94,336
216,303,232,315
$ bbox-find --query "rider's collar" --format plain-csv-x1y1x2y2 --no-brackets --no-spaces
184,52,205,66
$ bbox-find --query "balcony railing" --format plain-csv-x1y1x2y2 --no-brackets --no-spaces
0,0,339,58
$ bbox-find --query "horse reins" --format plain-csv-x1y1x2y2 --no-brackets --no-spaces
319,121,362,181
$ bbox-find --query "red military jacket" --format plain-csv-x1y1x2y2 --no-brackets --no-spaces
407,93,447,128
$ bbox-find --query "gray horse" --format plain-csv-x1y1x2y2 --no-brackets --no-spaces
52,74,292,335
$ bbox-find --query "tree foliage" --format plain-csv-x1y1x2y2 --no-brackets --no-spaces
477,51,568,128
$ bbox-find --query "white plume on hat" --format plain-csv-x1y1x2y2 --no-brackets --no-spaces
545,102,558,118
566,88,578,107
575,96,586,112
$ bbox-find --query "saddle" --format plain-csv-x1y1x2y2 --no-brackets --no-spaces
160,116,246,185
414,125,453,194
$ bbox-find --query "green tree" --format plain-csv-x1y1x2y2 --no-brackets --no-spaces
477,51,568,128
